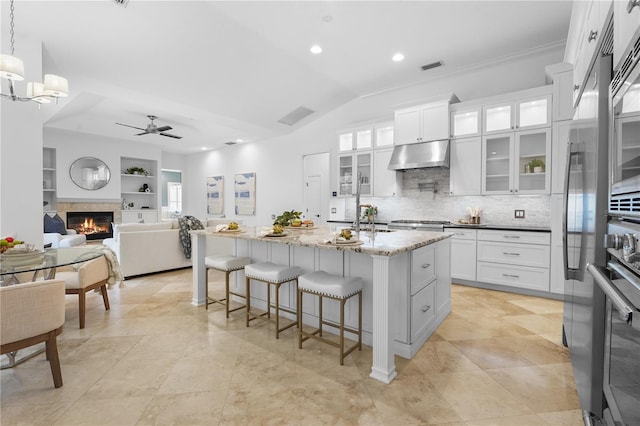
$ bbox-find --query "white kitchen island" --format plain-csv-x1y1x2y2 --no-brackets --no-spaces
190,226,452,384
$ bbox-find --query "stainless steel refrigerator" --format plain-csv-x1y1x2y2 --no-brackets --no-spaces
562,54,611,420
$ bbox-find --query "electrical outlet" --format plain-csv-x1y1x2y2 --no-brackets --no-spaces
271,214,276,220
514,210,525,219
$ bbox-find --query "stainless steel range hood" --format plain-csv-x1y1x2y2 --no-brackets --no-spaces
388,140,450,170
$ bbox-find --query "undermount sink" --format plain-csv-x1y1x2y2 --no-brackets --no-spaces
349,227,395,233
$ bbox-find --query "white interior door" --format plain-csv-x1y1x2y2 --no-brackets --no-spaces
304,175,321,221
303,153,329,224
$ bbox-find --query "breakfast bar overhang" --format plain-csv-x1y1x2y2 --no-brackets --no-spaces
190,226,452,384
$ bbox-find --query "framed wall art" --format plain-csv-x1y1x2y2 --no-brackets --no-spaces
206,175,224,215
234,172,256,215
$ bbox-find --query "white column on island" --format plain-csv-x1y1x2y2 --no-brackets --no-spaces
369,254,398,384
191,232,207,306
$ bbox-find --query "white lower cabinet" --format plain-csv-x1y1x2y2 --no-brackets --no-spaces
476,229,551,292
121,210,158,224
444,228,477,281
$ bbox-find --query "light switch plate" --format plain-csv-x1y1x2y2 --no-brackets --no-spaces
514,210,525,219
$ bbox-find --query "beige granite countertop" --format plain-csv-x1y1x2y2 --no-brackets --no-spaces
196,225,451,257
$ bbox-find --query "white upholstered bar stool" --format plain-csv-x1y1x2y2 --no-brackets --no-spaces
205,255,252,317
244,262,303,339
297,271,363,365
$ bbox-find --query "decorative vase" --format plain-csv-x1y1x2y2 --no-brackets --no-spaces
533,166,542,173
470,216,480,225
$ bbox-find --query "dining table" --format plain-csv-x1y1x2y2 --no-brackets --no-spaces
0,246,104,286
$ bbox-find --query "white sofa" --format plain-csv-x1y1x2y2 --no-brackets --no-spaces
44,229,87,248
103,221,191,278
102,218,243,278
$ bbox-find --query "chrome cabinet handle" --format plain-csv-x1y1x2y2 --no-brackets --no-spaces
628,0,639,13
421,305,431,313
503,273,520,278
503,235,521,239
588,30,597,43
503,252,521,256
421,263,431,269
573,84,580,91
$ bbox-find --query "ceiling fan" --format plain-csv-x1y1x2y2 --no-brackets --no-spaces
115,115,182,139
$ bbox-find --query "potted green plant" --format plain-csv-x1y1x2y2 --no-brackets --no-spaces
362,205,377,222
273,210,302,226
528,159,545,173
125,166,148,176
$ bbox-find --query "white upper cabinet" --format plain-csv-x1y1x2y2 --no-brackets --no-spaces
450,107,481,137
614,0,639,70
395,100,451,145
450,137,482,196
373,147,402,197
483,94,551,134
570,0,613,106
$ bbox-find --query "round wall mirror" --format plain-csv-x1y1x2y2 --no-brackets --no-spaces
69,157,111,190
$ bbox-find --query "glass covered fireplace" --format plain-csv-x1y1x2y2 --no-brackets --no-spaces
66,211,113,240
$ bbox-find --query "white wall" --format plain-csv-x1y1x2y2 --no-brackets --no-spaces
44,128,162,203
0,36,45,246
184,45,564,225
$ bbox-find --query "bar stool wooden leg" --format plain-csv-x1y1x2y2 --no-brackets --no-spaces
245,276,251,327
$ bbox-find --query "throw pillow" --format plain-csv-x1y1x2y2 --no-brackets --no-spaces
44,214,67,235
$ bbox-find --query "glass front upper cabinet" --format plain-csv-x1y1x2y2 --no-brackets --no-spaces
338,128,373,152
451,108,481,137
482,133,513,193
375,124,394,147
483,95,551,134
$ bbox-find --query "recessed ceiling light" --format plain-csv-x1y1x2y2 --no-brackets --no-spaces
392,53,404,62
236,138,243,143
201,147,208,150
310,44,322,55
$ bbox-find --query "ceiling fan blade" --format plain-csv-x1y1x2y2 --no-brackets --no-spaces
155,125,172,132
135,131,150,136
115,122,147,131
160,132,182,139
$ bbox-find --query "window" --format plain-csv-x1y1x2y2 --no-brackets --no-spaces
168,182,182,213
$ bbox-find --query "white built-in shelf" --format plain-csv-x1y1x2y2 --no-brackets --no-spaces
122,191,156,195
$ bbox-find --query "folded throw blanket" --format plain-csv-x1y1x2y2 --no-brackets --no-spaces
178,216,204,259
71,246,124,288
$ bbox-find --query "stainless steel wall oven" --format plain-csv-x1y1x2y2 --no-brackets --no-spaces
592,218,640,426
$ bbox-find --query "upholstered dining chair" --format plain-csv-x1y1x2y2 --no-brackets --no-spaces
0,279,66,388
56,255,110,329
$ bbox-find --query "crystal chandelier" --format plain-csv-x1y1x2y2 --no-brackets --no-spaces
0,0,68,105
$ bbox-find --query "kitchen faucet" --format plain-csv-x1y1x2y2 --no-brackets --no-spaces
354,173,361,232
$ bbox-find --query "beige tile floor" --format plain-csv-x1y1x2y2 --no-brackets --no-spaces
1,269,583,425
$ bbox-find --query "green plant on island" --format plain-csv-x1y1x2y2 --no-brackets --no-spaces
273,210,302,226
125,166,148,176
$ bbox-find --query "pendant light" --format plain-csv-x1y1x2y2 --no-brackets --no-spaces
0,0,69,104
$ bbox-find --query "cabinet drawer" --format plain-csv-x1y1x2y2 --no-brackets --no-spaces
477,229,550,245
477,262,550,292
444,228,477,240
411,245,436,294
477,241,550,268
411,282,436,342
